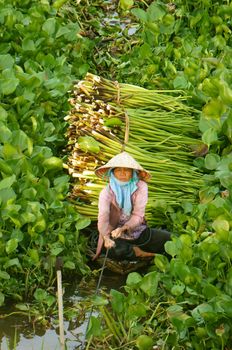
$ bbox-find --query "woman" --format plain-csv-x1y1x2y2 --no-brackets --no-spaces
93,152,171,261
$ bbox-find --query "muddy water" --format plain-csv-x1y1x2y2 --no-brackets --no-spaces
0,272,127,350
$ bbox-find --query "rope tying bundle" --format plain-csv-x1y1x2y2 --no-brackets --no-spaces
115,81,130,153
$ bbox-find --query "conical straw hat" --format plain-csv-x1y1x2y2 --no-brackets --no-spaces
95,151,151,181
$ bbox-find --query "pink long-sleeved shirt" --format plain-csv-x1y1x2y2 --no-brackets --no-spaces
94,180,148,259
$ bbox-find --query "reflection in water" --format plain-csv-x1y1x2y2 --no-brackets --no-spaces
0,271,127,350
0,314,82,350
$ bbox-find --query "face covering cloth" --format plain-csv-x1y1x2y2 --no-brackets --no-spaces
109,169,139,215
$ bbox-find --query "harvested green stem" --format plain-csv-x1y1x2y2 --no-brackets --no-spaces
65,73,203,226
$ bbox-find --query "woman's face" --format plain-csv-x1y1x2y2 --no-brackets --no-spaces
113,167,133,182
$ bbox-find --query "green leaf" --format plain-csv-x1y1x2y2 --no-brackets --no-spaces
136,335,153,350
199,187,215,204
170,260,191,282
212,218,230,233
221,298,232,317
181,201,193,214
5,238,18,254
0,69,19,95
225,268,232,296
216,154,232,175
147,2,166,21
0,105,8,122
78,63,89,75
62,23,80,41
126,272,142,287
75,216,91,230
54,175,69,193
28,248,40,264
154,254,169,272
171,312,194,333
22,38,36,51
167,304,183,317
4,258,22,269
222,111,232,142
86,316,102,338
204,153,220,170
192,303,215,322
0,54,14,70
0,292,5,306
56,26,72,38
128,303,147,319
171,283,185,296
53,0,69,10
173,75,189,89
202,128,218,147
0,159,13,175
119,0,134,10
46,295,56,307
215,154,232,187
22,188,37,200
202,283,221,299
15,303,30,311
203,98,224,119
64,261,75,269
140,271,160,296
190,11,203,28
139,43,153,59
110,289,125,314
219,81,232,105
58,234,65,244
91,295,108,306
50,246,63,256
2,143,21,159
0,271,10,280
0,175,16,190
42,18,56,36
11,229,24,242
213,35,226,49
0,188,16,204
34,288,47,302
104,117,123,127
179,234,192,247
78,136,100,154
9,215,21,228
11,130,30,152
131,8,147,22
173,310,194,331
0,125,12,142
220,174,232,188
201,78,220,98
42,156,63,171
164,240,178,257
199,115,221,133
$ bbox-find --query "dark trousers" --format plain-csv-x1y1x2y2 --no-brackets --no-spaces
104,227,171,261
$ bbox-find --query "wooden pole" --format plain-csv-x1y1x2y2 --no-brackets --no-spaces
56,257,65,348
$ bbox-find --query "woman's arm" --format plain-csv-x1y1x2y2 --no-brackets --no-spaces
122,181,148,230
98,187,112,237
98,187,116,248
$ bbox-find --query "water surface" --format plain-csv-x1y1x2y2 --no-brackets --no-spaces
0,272,127,350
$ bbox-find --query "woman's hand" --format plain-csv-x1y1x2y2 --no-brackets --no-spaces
103,236,115,249
111,226,129,239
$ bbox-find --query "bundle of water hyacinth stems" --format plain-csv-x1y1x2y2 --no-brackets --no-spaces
65,73,203,226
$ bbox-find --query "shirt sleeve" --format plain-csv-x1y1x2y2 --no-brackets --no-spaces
125,181,148,230
97,186,112,238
